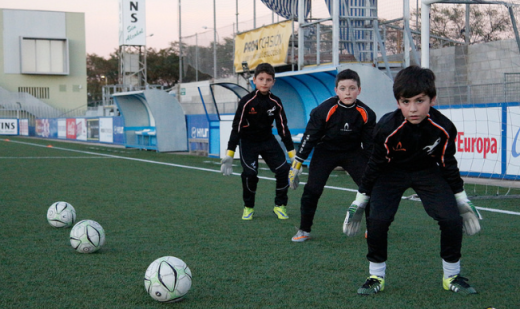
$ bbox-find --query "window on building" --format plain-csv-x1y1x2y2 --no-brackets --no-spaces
20,37,69,75
18,87,50,99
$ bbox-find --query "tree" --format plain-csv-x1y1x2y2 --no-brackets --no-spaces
145,45,180,88
86,52,118,104
412,3,513,48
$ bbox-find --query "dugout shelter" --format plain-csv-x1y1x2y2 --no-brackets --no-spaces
113,89,188,152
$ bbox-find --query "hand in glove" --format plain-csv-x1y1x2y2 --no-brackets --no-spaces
288,160,303,190
220,150,235,176
455,190,482,236
287,149,296,163
343,192,370,237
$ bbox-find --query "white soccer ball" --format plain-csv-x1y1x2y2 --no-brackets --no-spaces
69,219,105,253
144,256,192,302
46,201,76,228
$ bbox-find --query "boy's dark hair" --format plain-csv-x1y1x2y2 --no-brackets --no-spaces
393,65,436,100
335,69,361,87
254,63,276,79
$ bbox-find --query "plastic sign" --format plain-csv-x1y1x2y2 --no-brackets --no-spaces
119,0,146,46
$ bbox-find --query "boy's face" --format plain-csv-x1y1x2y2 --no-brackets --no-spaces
253,72,275,94
397,93,436,124
335,79,361,105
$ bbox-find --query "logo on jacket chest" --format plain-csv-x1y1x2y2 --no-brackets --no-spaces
267,106,276,116
340,122,352,132
249,107,257,115
423,137,441,155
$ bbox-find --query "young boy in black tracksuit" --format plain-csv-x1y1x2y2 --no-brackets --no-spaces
289,69,376,242
344,65,482,295
221,63,295,220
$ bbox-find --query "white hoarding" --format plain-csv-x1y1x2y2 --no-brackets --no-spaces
58,119,66,139
99,118,114,143
0,119,17,135
440,107,502,175
506,106,520,175
76,118,87,141
19,119,28,136
119,0,146,46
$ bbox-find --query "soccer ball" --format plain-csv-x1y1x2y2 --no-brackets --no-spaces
69,219,105,253
144,256,192,302
46,201,76,228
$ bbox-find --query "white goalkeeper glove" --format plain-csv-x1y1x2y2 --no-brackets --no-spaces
343,192,370,237
455,190,482,236
220,150,234,176
288,160,303,190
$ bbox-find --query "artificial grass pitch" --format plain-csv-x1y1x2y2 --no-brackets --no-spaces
0,137,519,308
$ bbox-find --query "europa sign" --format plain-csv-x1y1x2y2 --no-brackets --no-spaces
119,0,146,46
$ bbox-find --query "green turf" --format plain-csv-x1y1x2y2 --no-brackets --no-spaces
1,137,519,308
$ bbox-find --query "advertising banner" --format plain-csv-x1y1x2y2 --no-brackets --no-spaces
119,0,146,46
99,117,114,143
58,119,66,139
87,119,100,141
440,107,502,175
76,118,87,141
234,21,292,73
0,119,18,135
113,117,125,144
66,118,76,139
35,119,57,138
19,119,28,136
506,106,520,176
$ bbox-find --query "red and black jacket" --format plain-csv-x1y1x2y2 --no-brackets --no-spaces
295,96,376,163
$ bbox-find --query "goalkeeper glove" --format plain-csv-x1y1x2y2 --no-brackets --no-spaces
220,150,234,176
343,192,370,237
455,190,482,236
287,149,296,163
288,160,302,190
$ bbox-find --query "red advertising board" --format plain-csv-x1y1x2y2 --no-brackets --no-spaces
66,118,76,139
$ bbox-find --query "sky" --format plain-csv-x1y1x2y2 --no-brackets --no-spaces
0,0,406,58
0,0,281,57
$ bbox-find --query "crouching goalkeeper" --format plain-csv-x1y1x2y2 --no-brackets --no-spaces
344,65,482,296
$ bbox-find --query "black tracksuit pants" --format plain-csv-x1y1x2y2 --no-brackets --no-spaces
366,166,463,264
239,136,290,207
300,147,369,232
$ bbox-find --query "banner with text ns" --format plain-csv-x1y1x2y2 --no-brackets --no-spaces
234,20,292,73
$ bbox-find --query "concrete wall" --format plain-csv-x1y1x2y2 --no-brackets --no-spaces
430,39,520,87
0,9,87,111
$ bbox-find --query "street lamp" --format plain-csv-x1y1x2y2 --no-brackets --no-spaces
144,33,154,88
100,75,107,86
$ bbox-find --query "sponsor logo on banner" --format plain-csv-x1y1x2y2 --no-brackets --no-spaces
512,127,520,158
35,119,50,137
76,118,87,141
119,0,146,46
0,119,17,135
191,126,208,139
456,132,498,159
234,21,292,72
66,119,76,139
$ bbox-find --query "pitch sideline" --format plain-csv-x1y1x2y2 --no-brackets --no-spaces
6,139,520,216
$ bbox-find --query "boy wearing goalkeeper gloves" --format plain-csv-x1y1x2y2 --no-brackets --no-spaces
343,65,482,295
221,62,295,220
289,69,376,242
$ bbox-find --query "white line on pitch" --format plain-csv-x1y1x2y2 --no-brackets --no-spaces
7,139,520,216
0,157,114,159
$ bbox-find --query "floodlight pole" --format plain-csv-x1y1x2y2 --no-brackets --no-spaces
213,0,217,80
178,0,182,84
